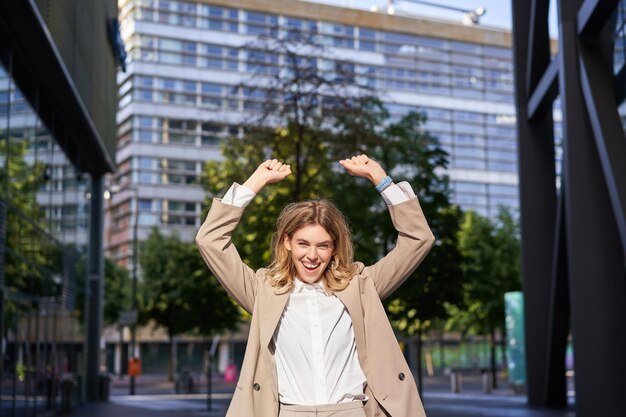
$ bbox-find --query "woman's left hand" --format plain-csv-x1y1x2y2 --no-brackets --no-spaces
339,154,388,186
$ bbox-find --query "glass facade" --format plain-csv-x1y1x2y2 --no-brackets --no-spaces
113,0,522,231
1,55,87,417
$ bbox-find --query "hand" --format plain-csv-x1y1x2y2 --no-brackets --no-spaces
243,159,292,193
339,154,388,186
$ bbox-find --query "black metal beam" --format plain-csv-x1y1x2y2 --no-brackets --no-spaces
577,0,620,39
614,63,626,105
0,0,116,175
85,174,105,401
527,58,559,121
512,0,559,407
543,191,569,407
558,0,626,414
578,45,626,259
525,0,552,95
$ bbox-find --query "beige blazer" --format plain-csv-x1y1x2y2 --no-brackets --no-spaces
196,196,435,417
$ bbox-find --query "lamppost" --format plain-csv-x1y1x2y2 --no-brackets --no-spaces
372,0,486,26
129,185,139,396
107,180,139,395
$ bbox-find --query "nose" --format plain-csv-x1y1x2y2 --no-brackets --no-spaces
306,246,318,259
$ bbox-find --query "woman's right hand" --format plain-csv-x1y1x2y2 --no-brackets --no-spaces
243,159,292,193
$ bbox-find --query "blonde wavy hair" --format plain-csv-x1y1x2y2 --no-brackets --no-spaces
266,199,359,294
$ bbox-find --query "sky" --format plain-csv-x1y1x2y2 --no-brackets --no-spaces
308,0,559,35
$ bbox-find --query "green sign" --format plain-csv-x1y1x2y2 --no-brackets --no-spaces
505,291,526,389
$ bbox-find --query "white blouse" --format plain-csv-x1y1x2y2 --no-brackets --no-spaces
220,181,415,405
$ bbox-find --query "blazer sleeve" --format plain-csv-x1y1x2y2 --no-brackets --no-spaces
362,197,435,300
195,198,259,314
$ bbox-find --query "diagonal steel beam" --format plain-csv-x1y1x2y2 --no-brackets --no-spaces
512,0,559,407
543,190,569,407
579,44,626,257
525,0,552,95
528,58,560,121
577,0,620,39
615,63,626,105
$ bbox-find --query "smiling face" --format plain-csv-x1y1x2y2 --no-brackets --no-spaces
284,224,334,284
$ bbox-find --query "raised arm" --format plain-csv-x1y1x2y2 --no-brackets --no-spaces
195,159,291,314
339,155,435,299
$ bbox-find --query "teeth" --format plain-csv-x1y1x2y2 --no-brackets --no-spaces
303,262,319,269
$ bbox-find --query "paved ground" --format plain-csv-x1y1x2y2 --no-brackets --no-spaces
64,373,576,417
0,373,576,416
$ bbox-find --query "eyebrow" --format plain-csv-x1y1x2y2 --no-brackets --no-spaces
295,239,333,245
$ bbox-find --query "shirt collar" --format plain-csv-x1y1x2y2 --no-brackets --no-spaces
293,278,331,296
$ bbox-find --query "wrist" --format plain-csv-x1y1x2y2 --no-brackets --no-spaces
369,170,387,186
243,176,266,194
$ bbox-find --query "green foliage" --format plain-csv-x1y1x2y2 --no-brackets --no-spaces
138,227,240,337
200,35,463,338
200,112,463,337
446,207,521,336
1,138,58,329
74,256,131,326
0,139,49,293
374,112,465,336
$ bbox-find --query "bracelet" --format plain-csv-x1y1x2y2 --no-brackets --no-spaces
374,175,393,193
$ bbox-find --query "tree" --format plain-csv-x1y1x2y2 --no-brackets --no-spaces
370,112,465,393
0,139,53,330
200,34,387,270
449,207,521,388
75,256,131,326
139,227,240,380
200,34,464,393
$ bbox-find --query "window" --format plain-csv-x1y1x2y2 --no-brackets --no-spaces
139,199,152,211
245,12,278,37
319,23,354,48
359,28,376,51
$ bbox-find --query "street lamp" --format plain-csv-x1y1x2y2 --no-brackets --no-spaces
107,179,139,395
371,0,487,26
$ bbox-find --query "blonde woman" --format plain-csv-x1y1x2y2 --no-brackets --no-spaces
196,155,435,417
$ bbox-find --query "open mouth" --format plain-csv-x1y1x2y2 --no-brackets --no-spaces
302,261,320,271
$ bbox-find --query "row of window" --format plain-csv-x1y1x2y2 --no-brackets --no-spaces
453,193,519,208
118,115,236,147
124,1,512,60
451,180,520,217
120,76,518,136
118,103,519,162
111,196,201,227
125,35,513,102
121,83,513,128
453,181,519,196
451,157,516,173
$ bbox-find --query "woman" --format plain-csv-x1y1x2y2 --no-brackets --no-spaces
196,155,434,417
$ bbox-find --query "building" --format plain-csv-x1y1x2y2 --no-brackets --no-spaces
102,0,521,373
0,0,119,408
110,0,520,264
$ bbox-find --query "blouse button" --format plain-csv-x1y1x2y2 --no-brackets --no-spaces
253,383,261,391
398,372,405,381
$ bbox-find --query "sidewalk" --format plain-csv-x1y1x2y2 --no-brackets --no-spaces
67,374,576,417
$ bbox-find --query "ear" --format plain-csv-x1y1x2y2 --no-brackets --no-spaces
283,234,292,252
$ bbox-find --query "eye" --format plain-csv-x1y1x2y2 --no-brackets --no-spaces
317,244,330,250
297,242,308,248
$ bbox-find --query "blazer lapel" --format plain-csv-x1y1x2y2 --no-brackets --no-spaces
335,278,370,377
260,289,290,350
258,288,289,400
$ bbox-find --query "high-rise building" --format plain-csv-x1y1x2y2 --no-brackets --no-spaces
109,0,522,267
